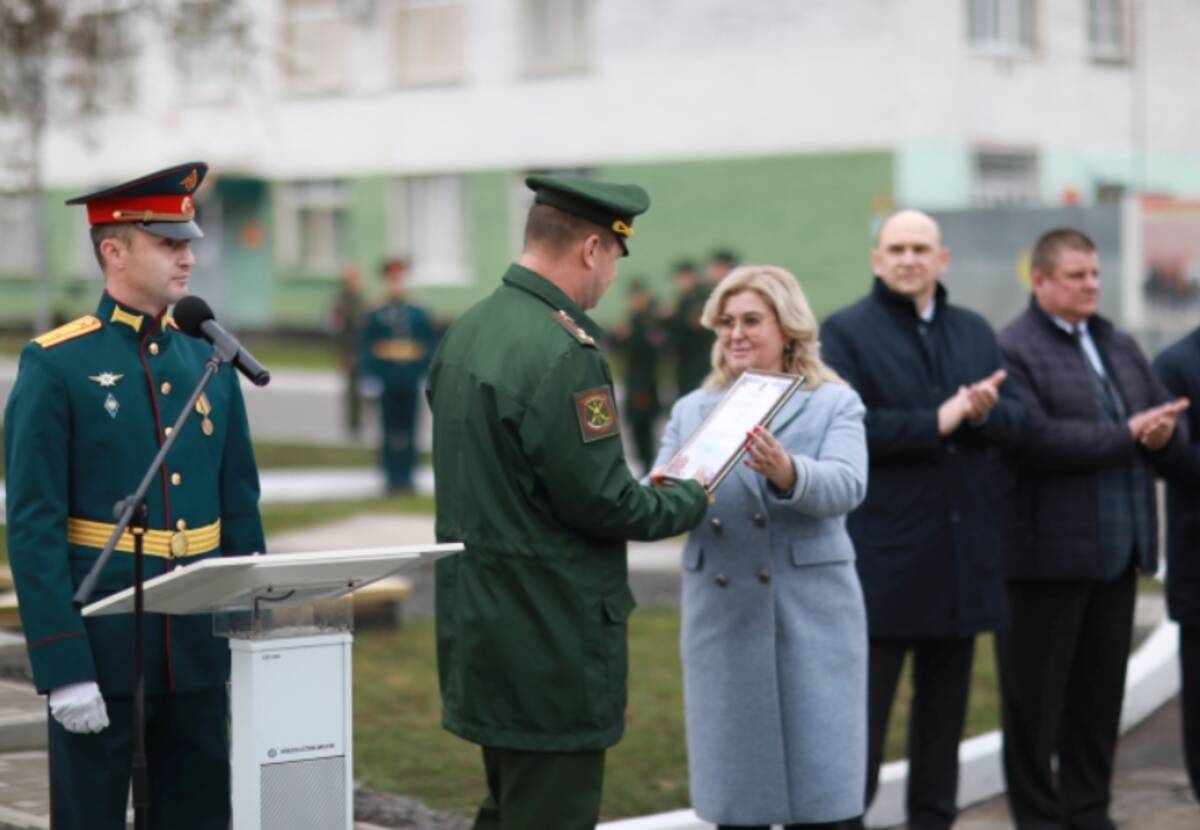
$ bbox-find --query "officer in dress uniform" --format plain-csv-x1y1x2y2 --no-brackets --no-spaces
426,175,710,830
4,161,265,830
359,258,438,492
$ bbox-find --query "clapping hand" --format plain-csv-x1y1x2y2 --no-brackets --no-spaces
938,369,1007,435
1128,397,1189,451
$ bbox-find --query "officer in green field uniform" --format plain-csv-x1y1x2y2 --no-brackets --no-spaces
667,259,715,399
359,257,439,492
614,279,666,473
427,176,710,829
4,162,265,830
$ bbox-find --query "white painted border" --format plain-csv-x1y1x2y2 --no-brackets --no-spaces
600,617,1181,830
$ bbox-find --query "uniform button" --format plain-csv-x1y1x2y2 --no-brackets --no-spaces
171,472,182,486
148,343,159,356
160,382,172,395
753,513,766,527
164,427,173,437
710,518,723,533
176,518,187,531
757,569,771,583
714,574,729,587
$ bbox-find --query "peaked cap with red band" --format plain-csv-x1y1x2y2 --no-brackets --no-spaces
65,161,208,240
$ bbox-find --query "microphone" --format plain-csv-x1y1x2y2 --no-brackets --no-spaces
174,296,271,387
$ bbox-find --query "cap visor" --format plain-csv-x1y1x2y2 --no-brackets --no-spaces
140,220,203,240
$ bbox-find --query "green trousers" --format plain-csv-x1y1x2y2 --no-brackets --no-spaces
49,688,229,830
474,746,606,830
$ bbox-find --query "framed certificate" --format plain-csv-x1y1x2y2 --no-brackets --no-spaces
661,370,804,492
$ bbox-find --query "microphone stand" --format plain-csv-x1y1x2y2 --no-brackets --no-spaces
73,339,237,830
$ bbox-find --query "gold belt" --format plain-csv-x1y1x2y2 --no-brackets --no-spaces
67,517,221,559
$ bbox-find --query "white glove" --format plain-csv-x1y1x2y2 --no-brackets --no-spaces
48,681,110,734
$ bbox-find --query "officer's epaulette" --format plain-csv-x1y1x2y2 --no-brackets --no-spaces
550,309,597,349
31,315,102,349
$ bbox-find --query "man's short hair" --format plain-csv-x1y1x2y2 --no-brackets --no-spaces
90,224,132,270
1032,228,1096,276
673,259,697,274
710,250,737,267
381,257,407,275
523,203,612,255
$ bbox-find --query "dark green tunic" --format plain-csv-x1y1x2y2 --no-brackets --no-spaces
4,293,265,696
669,283,715,397
427,264,707,752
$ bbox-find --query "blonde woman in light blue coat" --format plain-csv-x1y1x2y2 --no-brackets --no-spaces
653,265,869,829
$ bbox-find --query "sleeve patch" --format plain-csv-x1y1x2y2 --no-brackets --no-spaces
574,386,621,443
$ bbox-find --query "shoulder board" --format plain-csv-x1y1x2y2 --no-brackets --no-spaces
32,316,102,349
165,315,180,331
550,309,597,349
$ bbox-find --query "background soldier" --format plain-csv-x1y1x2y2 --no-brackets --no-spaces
667,259,714,399
330,262,367,438
426,175,709,830
613,279,666,473
4,162,265,830
359,257,439,492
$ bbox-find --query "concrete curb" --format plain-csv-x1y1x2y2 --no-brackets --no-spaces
598,617,1182,830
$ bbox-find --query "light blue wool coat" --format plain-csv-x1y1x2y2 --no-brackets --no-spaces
654,380,870,826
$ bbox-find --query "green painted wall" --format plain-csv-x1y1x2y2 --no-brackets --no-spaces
593,151,894,322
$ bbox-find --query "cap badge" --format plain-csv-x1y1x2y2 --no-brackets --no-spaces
180,169,199,192
88,372,124,388
611,219,634,239
181,196,194,218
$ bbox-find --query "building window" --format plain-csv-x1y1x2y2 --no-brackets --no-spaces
172,1,249,103
390,175,469,285
519,0,590,77
1088,0,1127,62
972,150,1040,207
276,180,350,273
967,0,1035,55
68,10,139,107
281,0,351,95
389,0,468,86
0,194,37,278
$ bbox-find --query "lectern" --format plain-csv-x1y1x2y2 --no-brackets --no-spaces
83,543,461,830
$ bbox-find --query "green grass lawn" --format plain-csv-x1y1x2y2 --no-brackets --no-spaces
882,635,999,762
352,611,1004,821
238,334,338,371
352,609,693,821
251,441,376,469
0,331,338,370
261,494,435,539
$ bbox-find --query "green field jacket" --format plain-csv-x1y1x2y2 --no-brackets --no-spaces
427,264,707,751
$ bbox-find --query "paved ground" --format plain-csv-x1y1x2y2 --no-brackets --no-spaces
955,697,1197,829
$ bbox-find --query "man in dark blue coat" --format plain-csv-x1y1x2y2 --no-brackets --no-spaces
823,210,1025,830
1151,333,1200,800
998,228,1187,830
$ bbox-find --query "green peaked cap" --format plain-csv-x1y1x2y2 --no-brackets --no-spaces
526,175,650,255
